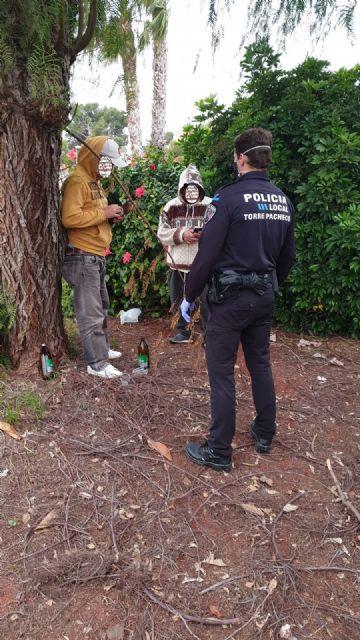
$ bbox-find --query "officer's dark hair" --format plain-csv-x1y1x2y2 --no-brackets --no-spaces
234,127,272,169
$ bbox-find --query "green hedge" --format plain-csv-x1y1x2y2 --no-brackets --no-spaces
178,42,360,337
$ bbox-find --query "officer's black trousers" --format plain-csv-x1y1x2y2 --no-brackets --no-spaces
205,289,276,458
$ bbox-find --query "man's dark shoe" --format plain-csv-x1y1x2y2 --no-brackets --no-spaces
185,441,232,472
168,333,191,344
249,420,273,454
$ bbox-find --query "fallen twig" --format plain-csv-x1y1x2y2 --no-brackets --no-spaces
222,578,278,640
326,458,360,522
143,587,240,626
271,492,306,561
199,573,249,595
110,483,120,561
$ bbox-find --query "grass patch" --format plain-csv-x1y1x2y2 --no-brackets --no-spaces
109,336,120,350
64,318,81,358
0,353,12,369
0,382,45,427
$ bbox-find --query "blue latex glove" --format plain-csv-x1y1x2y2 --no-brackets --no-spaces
180,298,195,322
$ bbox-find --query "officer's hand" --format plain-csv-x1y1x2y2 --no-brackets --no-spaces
180,298,195,322
183,229,199,245
104,204,123,221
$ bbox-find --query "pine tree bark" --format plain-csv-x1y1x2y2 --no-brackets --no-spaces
0,105,67,370
0,0,99,371
151,38,167,149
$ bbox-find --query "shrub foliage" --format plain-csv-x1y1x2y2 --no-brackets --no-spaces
104,152,185,316
64,42,360,337
178,41,360,337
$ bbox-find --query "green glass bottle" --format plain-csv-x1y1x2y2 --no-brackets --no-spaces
137,337,150,370
40,344,54,379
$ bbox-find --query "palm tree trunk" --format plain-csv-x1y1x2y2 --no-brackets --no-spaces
122,51,143,156
151,38,167,149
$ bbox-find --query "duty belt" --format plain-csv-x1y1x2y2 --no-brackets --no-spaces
208,270,275,304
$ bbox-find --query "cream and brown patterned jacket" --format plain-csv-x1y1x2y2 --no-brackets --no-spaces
157,165,212,272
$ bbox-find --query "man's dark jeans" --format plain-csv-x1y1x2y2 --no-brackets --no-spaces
62,254,109,370
168,269,208,336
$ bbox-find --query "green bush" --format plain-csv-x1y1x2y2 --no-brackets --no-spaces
105,152,185,315
0,290,15,366
0,290,15,335
178,41,360,337
61,278,74,318
277,131,360,336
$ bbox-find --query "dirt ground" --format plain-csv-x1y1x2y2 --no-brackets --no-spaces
0,316,359,640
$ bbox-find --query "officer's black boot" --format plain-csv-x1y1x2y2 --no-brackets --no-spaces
249,420,274,454
185,441,232,472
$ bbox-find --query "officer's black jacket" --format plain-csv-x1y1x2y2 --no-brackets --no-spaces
185,171,295,302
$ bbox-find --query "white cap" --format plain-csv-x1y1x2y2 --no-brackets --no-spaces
100,139,127,168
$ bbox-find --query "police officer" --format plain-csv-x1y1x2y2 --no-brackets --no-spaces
180,127,295,471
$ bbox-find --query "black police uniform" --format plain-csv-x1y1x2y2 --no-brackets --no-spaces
185,171,295,460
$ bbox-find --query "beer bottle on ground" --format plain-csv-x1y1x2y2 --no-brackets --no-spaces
137,337,150,370
40,344,54,379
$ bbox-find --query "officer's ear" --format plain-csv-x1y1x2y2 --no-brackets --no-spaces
234,151,242,168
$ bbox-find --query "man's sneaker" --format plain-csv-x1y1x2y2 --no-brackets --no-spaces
108,349,122,360
168,333,191,344
185,441,232,472
87,364,123,378
249,420,273,454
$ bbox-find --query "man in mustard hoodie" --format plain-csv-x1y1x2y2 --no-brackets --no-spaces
61,136,126,378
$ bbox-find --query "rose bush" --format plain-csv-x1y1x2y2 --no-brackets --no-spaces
104,151,185,316
134,185,145,198
122,251,132,264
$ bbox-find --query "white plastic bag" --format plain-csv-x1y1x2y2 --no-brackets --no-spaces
119,308,141,324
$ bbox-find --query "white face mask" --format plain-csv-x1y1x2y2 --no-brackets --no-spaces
98,156,113,178
184,184,200,204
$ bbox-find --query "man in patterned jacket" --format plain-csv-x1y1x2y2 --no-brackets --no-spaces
157,165,212,343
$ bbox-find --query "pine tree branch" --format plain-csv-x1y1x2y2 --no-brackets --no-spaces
77,0,85,40
70,0,98,63
54,0,67,56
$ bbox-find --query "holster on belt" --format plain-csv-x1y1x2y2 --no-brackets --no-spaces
207,270,274,304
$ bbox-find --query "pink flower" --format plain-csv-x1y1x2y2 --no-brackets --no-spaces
67,148,77,161
122,251,132,264
135,185,145,198
149,164,156,171
104,247,112,257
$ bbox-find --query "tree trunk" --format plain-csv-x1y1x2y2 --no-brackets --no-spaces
151,38,167,149
122,52,143,157
0,109,67,370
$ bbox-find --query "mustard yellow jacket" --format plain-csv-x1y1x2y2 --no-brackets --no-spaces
61,136,111,256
